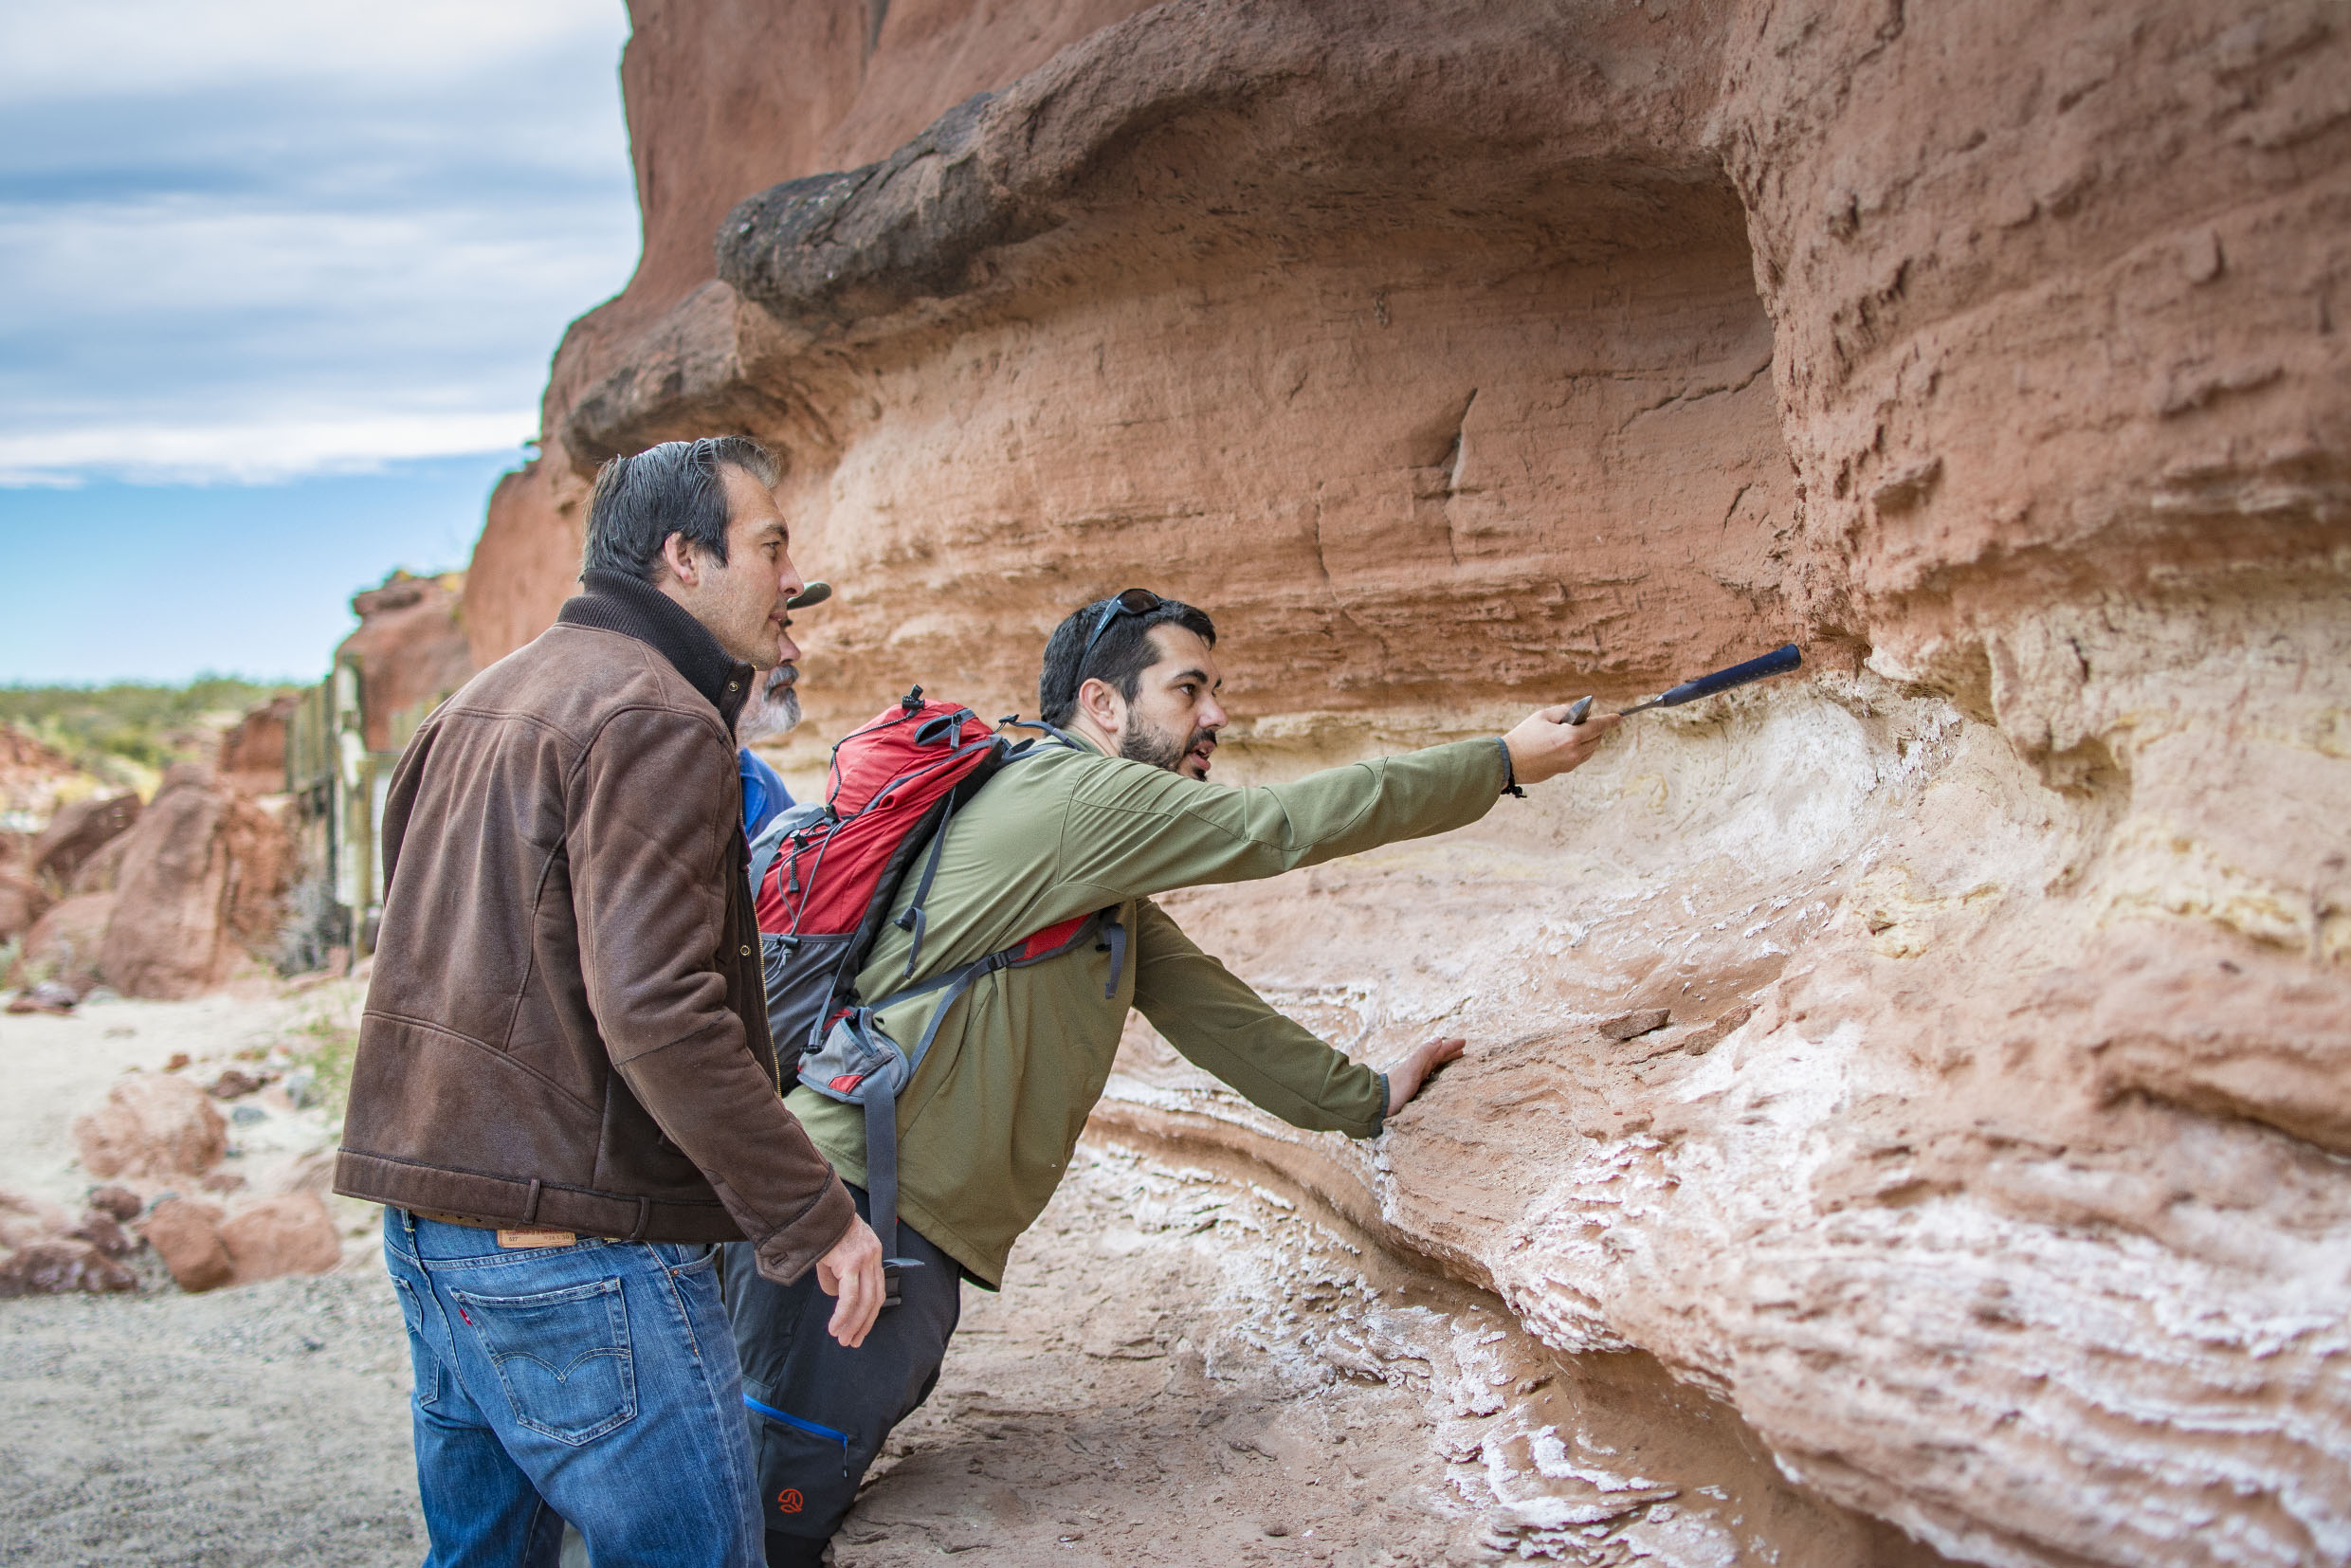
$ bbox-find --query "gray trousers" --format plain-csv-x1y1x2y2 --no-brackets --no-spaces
720,1186,963,1554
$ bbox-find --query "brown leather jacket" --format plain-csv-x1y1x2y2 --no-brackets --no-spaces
334,570,854,1284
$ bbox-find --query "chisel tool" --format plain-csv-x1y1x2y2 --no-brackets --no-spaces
1565,643,1802,724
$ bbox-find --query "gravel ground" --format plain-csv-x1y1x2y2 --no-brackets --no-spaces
2,974,1921,1567
0,1149,1490,1568
0,1267,422,1565
0,1152,1485,1567
2,1136,1924,1567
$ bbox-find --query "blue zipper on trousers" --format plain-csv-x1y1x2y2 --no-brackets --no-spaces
743,1393,851,1477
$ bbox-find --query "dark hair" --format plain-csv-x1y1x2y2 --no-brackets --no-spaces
580,436,780,583
1038,594,1217,726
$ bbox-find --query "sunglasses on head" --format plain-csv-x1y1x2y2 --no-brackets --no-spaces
1076,588,1163,673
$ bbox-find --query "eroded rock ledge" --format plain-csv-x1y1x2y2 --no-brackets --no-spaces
466,3,2351,1563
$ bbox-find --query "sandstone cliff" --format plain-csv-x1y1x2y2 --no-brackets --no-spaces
463,3,2350,1563
336,572,474,751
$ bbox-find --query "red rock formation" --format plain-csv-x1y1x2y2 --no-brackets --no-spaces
456,3,2351,1562
141,1197,234,1292
72,1072,228,1183
29,793,139,890
95,766,292,999
19,768,295,999
336,572,473,751
460,0,1160,670
215,693,295,794
0,869,43,949
0,1238,137,1297
216,1194,340,1285
21,892,112,994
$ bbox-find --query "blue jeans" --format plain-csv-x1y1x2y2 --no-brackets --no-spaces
383,1210,763,1568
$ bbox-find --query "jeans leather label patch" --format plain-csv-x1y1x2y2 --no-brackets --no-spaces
496,1229,576,1249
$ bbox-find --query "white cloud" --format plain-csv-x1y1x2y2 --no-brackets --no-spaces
0,1,623,101
1,1,638,486
0,412,537,487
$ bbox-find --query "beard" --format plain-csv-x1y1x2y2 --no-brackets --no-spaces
738,665,803,743
1118,710,1208,774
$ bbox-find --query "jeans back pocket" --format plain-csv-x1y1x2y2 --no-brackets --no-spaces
449,1275,636,1446
389,1275,442,1410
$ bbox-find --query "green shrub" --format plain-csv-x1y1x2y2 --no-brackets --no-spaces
0,675,301,781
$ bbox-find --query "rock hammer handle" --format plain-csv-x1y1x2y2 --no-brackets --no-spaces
1565,644,1802,723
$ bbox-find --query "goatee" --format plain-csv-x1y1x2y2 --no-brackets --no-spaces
1119,713,1206,774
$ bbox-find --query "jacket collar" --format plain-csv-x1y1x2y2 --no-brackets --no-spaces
558,570,754,731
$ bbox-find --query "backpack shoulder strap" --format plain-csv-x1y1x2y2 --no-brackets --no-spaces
747,801,826,898
998,715,1091,753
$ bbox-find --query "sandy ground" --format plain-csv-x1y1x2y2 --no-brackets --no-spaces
0,981,365,1219
1,991,1920,1568
0,1149,1673,1567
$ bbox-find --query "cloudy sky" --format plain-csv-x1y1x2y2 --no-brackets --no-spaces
0,1,641,683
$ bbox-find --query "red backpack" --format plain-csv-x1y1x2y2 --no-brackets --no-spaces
751,688,1121,1277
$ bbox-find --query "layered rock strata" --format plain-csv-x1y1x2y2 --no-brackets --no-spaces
463,3,2350,1563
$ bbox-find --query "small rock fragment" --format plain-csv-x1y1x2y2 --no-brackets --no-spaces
74,1072,228,1181
1263,1521,1291,1537
143,1196,234,1292
86,1184,142,1222
69,1209,138,1257
208,1067,264,1100
2182,227,2223,283
6,978,80,1014
1599,1009,1670,1041
0,1239,137,1296
220,1193,342,1283
1678,1003,1758,1057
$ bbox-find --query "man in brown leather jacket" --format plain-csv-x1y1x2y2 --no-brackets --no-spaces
337,437,882,1568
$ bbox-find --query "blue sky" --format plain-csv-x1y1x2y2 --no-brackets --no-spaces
0,1,641,684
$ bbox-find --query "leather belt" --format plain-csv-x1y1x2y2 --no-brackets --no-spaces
410,1209,599,1248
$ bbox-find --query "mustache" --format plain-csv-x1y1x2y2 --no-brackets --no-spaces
738,665,803,741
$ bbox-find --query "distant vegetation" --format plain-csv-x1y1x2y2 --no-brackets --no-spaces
0,676,301,782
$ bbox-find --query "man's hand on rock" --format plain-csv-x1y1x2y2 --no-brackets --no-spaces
1386,1035,1467,1117
815,1214,886,1348
1504,702,1622,787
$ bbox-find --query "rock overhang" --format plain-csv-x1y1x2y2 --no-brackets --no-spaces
470,2,2351,1562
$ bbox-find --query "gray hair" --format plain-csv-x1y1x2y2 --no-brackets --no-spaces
737,663,802,742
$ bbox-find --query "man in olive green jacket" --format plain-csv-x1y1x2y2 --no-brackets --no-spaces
729,593,1618,1564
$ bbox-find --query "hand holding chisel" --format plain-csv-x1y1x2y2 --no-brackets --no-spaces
1563,644,1802,725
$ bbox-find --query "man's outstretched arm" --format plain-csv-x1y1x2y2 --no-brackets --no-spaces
1054,705,1617,907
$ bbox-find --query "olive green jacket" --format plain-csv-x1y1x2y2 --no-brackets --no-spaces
786,731,1509,1285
